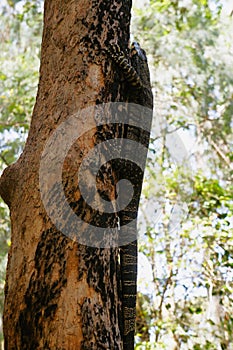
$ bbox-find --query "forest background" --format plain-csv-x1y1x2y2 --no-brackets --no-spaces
0,0,232,349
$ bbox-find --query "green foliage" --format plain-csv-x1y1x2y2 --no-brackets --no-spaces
133,0,233,348
0,2,42,136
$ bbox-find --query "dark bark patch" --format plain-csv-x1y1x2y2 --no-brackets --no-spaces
17,229,68,349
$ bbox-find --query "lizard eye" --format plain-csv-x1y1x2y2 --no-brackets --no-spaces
132,41,140,48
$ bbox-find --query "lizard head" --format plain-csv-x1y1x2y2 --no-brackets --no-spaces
131,42,147,61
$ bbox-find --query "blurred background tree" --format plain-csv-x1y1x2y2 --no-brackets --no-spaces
0,0,43,343
0,0,232,348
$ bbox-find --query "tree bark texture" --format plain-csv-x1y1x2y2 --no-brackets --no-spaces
0,0,135,349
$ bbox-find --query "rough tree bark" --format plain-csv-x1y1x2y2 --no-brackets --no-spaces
0,0,152,349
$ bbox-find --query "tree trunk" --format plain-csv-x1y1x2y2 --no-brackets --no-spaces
0,0,135,349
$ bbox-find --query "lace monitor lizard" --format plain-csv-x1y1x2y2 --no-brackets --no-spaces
105,42,153,349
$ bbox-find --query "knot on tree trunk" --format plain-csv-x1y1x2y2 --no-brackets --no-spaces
0,162,18,207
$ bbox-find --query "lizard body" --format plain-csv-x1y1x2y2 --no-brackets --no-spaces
106,42,153,349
